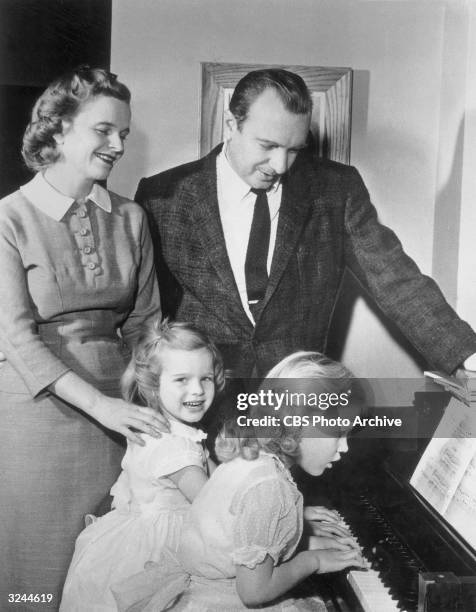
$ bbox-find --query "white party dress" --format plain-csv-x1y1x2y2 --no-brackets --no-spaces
60,421,208,612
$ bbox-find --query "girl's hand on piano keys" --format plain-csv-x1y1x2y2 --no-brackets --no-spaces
308,534,361,552
310,548,368,574
307,521,353,538
304,505,340,523
304,506,352,538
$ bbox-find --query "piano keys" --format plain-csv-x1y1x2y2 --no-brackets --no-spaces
336,493,424,611
347,570,403,612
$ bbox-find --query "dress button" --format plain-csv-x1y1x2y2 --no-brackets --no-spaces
87,262,96,270
78,210,87,218
79,228,88,236
83,246,93,254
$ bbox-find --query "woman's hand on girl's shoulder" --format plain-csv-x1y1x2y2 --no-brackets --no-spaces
50,371,169,444
92,396,169,445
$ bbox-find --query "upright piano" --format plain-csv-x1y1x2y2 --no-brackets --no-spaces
295,387,476,612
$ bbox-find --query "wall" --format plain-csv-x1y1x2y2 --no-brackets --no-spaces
110,0,475,397
457,1,476,332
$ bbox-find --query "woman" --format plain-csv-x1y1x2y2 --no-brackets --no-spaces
0,67,164,610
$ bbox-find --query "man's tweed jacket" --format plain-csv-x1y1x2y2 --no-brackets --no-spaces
135,146,476,376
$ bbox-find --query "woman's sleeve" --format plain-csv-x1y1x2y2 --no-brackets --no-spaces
0,218,70,397
121,208,161,348
231,478,300,569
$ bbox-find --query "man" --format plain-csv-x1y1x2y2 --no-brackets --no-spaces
136,68,476,377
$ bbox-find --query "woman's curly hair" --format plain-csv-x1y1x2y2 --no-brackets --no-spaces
22,65,130,172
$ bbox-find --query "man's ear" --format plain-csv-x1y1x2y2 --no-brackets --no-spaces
224,110,238,140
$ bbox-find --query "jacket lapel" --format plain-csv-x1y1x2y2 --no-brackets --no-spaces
183,147,253,330
180,148,317,329
260,159,314,312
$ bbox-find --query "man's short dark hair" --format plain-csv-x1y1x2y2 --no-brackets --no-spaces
229,68,312,128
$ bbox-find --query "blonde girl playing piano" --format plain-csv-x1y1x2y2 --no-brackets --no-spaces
60,320,224,611
114,350,366,611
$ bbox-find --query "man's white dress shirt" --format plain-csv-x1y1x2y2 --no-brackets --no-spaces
216,149,281,323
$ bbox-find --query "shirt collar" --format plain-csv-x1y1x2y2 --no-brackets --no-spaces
169,419,207,442
218,145,281,200
20,172,112,221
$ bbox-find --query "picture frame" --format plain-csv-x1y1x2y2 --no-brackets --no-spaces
200,62,353,164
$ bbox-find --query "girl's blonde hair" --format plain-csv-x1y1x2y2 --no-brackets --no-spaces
121,319,225,413
215,351,357,466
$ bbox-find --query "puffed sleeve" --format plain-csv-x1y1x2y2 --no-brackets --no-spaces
230,477,302,569
120,205,161,348
136,434,206,481
0,204,70,396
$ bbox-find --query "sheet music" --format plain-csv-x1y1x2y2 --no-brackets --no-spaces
410,398,476,548
444,454,476,549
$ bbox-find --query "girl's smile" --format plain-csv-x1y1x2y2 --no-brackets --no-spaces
158,347,215,424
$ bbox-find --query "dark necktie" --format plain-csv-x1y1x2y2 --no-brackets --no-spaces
245,188,270,318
